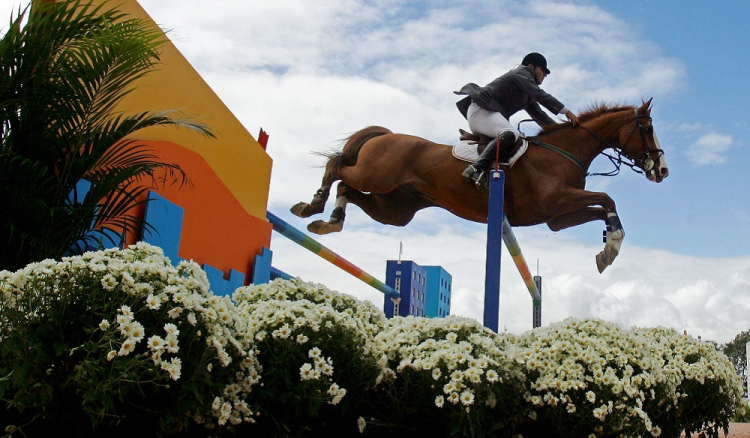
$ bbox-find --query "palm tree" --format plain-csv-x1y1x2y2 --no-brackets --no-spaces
0,0,213,271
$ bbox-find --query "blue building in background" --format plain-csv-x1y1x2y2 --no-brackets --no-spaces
423,266,452,318
383,260,451,318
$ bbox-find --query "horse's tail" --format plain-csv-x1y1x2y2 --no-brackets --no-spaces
319,126,392,186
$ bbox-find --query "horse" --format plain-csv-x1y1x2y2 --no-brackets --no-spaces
290,99,668,273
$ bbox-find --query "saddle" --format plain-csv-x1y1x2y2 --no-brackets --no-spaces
453,129,528,167
459,129,492,155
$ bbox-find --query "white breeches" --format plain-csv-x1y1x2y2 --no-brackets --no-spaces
467,102,519,140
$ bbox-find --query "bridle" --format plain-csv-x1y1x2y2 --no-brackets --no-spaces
580,107,665,178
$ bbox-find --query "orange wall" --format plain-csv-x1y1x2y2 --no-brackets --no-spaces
131,141,272,277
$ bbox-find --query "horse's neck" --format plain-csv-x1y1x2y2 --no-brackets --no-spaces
540,127,608,169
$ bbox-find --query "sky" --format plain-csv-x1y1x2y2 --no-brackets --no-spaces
3,0,749,344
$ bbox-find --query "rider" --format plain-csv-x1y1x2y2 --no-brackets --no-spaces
455,52,579,189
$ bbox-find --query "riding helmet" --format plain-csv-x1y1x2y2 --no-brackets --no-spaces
522,52,550,74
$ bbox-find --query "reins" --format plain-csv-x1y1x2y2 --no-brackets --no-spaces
577,124,644,178
521,107,663,178
526,137,586,172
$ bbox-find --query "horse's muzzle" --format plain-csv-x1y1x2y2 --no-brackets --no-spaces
647,165,669,182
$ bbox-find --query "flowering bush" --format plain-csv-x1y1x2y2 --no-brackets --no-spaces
0,250,744,437
634,327,743,438
231,279,387,437
513,318,667,438
368,315,530,437
0,243,258,436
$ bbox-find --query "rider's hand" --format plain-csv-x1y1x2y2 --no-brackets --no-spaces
565,110,579,127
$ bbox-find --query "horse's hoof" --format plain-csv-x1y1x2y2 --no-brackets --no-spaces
307,220,343,235
596,251,609,273
291,202,320,218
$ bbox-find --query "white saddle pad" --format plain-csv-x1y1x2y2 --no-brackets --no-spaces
451,139,528,168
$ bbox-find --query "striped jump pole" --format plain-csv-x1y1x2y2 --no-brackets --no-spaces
267,212,400,299
501,215,543,328
501,216,541,302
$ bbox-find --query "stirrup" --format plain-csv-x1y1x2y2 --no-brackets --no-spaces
462,165,488,191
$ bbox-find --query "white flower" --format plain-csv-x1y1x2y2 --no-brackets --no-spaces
106,350,117,361
99,319,110,330
300,363,316,381
147,335,165,351
357,417,366,434
586,390,596,403
163,323,179,336
145,294,161,310
486,369,499,383
432,368,442,381
118,338,136,356
161,357,182,380
435,395,444,408
165,334,179,353
167,307,183,319
101,274,118,290
460,390,475,406
447,392,460,405
129,322,145,342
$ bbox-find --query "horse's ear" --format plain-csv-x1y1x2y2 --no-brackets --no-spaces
641,98,653,113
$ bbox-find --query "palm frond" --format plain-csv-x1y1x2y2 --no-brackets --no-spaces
0,1,215,270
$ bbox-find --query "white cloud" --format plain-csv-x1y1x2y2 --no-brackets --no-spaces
686,132,733,166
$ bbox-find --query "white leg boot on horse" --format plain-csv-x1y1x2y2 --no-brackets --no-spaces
596,213,625,273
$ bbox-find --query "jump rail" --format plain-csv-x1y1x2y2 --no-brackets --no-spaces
267,212,400,299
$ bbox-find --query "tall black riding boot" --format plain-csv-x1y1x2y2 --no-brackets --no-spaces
461,131,517,190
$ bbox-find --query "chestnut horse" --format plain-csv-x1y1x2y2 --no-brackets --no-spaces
291,100,668,272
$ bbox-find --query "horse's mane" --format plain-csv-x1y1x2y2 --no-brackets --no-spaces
538,102,635,136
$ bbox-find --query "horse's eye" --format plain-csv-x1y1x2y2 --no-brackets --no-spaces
642,126,653,134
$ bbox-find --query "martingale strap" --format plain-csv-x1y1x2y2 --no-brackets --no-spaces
528,138,586,172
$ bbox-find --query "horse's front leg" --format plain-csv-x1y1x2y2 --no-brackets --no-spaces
306,182,347,235
596,212,625,273
545,192,624,273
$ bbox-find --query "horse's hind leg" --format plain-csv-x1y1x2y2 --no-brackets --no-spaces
306,183,429,235
291,185,330,218
307,182,349,234
290,155,339,218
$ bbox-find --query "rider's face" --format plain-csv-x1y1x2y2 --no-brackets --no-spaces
533,65,547,85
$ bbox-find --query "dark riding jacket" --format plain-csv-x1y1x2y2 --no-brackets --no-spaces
455,65,565,127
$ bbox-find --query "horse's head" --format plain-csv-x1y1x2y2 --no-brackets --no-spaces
619,99,669,183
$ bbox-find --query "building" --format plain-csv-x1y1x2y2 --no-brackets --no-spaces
423,266,452,318
383,260,451,318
